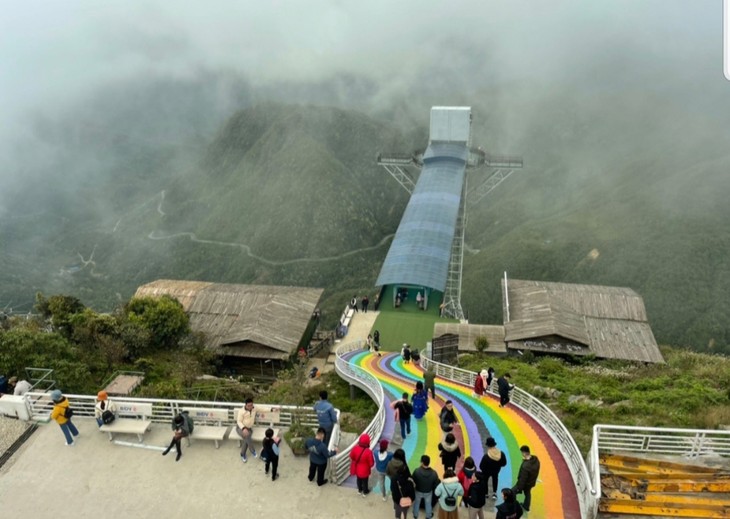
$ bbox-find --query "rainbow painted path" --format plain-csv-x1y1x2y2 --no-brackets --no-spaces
345,351,581,518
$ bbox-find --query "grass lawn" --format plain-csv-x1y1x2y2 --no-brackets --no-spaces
371,310,457,352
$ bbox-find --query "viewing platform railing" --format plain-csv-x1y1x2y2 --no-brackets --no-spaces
23,392,321,429
419,352,598,519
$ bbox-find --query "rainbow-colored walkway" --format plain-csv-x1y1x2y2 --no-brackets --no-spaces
345,350,581,518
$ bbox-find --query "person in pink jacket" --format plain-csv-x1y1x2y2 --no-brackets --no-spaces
350,433,375,496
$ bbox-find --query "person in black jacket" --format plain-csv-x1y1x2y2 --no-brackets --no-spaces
497,373,514,408
162,412,193,462
439,400,458,434
465,471,488,519
438,432,462,472
495,488,523,519
391,469,416,519
480,437,508,499
511,445,540,512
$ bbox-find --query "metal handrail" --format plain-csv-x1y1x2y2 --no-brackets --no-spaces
419,353,598,519
24,392,320,428
330,340,387,485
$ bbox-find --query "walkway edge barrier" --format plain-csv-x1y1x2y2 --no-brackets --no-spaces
420,353,598,519
22,391,321,430
331,340,387,485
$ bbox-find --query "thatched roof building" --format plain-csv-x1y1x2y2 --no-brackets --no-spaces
134,280,324,361
502,277,664,363
432,323,507,354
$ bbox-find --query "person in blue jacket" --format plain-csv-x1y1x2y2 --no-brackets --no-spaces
313,390,338,446
373,439,394,501
305,427,338,486
412,381,429,420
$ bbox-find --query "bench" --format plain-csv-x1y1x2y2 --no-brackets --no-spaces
339,306,355,330
99,402,153,442
228,406,281,446
183,407,229,448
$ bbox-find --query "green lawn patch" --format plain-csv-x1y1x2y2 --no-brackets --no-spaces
370,311,457,352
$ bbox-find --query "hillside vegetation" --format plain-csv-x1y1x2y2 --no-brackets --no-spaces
2,100,730,352
460,347,730,453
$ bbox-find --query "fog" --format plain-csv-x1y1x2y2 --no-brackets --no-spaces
1,0,729,339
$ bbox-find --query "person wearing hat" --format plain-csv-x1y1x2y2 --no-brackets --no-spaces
94,391,117,427
474,370,489,397
50,389,79,446
479,437,507,500
372,439,394,501
9,376,32,396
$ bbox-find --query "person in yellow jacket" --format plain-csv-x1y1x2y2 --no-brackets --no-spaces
50,389,79,446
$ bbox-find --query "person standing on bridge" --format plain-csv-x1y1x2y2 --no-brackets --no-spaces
497,373,514,408
495,488,523,519
392,392,413,440
412,381,429,420
511,445,540,512
439,400,458,435
362,294,369,312
438,433,461,473
480,437,507,500
351,295,359,313
314,390,338,446
423,366,437,399
474,369,489,397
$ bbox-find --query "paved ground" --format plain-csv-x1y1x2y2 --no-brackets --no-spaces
0,311,387,518
0,417,396,518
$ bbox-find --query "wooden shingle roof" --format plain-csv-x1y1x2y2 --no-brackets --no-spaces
433,323,507,353
134,280,323,360
503,278,664,363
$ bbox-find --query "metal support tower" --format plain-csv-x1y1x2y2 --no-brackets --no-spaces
378,144,522,323
377,154,418,194
442,175,468,321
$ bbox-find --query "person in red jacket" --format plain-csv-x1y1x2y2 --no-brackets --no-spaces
474,369,489,397
350,433,375,496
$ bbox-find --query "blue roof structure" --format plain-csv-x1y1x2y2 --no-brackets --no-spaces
376,143,468,291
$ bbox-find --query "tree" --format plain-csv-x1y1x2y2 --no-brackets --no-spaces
35,292,85,337
474,335,489,354
125,295,190,350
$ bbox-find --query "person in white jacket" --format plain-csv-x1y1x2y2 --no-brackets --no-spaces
94,391,117,427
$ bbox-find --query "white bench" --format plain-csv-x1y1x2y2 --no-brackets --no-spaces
340,307,355,329
183,407,229,448
99,402,153,442
228,406,281,446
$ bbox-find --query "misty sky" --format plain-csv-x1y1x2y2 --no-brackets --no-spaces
0,0,727,205
1,1,724,121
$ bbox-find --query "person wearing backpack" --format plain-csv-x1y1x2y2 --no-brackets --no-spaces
392,392,413,440
434,468,463,519
162,411,193,462
50,389,79,446
94,390,117,427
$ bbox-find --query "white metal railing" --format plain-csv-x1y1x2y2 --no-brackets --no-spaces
24,392,320,429
590,424,730,500
420,353,598,519
331,340,387,484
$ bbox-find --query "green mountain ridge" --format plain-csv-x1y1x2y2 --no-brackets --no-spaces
2,101,730,353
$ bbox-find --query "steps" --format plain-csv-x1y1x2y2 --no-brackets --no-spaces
599,454,730,518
